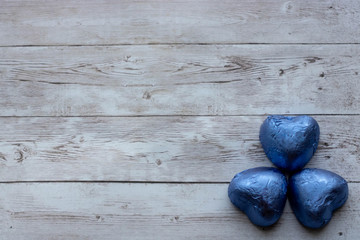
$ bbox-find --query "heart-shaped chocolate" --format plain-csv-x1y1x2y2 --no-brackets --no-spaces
260,115,320,172
228,167,287,227
288,168,348,229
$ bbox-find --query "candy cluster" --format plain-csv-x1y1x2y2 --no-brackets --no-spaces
228,115,348,228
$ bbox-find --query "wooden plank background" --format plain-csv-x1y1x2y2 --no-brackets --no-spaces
1,183,359,240
1,0,360,45
0,0,359,239
0,116,359,182
1,45,359,116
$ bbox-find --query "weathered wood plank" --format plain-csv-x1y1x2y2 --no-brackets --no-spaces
1,0,360,45
0,116,358,182
0,182,357,240
1,45,359,116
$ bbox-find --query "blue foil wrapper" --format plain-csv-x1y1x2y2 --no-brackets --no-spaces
228,167,287,227
288,168,348,229
260,115,320,172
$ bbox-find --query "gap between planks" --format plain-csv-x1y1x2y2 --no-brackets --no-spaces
0,180,359,184
1,43,360,48
0,180,230,184
1,114,360,118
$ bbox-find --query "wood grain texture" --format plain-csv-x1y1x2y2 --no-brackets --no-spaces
0,116,358,182
1,45,359,116
0,182,357,240
1,0,360,45
1,0,359,238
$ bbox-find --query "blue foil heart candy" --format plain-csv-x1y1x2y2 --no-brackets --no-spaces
288,168,348,229
260,115,320,172
228,167,287,227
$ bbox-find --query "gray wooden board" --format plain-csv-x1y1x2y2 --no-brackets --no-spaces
1,45,359,116
0,116,358,182
0,182,358,240
0,0,360,45
1,0,359,238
